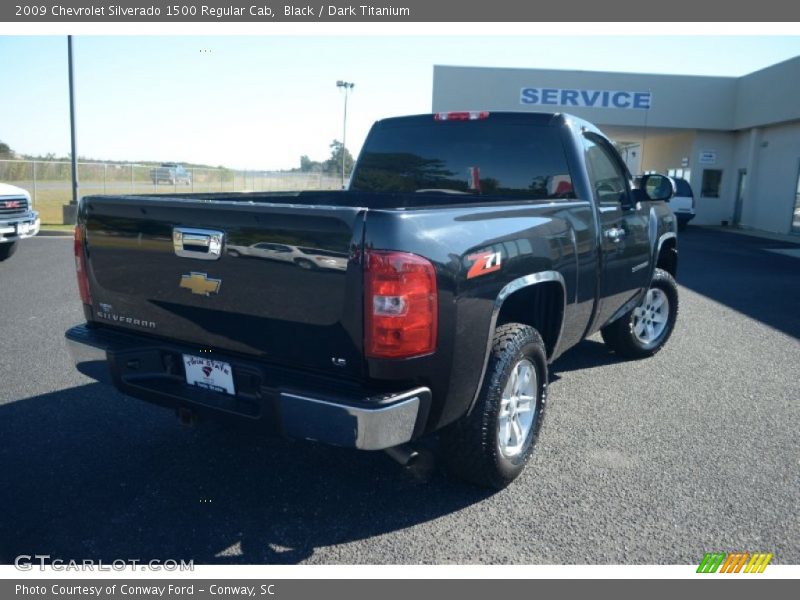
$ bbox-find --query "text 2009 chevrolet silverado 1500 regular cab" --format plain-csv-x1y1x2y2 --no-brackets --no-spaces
0,182,40,261
66,112,679,488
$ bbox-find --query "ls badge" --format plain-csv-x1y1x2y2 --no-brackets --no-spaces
180,272,222,296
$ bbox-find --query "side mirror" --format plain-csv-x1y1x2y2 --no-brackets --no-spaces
638,174,674,202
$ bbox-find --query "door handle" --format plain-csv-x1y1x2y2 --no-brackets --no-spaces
604,227,626,243
173,227,224,260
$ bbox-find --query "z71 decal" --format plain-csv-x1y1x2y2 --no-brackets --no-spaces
467,251,502,279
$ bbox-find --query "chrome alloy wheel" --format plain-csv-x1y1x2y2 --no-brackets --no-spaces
497,358,538,458
632,287,670,347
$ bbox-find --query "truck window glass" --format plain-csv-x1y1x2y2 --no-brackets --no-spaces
351,121,575,200
583,134,630,205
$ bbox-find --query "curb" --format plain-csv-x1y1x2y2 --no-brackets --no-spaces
695,225,800,246
37,229,73,237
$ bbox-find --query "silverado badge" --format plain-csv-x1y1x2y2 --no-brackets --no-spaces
180,272,221,296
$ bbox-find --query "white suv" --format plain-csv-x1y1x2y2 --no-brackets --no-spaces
0,183,40,261
668,177,695,231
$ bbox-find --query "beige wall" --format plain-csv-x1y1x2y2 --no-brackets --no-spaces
689,131,737,226
640,131,696,174
741,121,800,233
734,57,800,130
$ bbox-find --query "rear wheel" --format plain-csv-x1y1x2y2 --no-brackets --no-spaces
601,268,678,359
0,242,18,262
294,258,316,270
441,323,547,489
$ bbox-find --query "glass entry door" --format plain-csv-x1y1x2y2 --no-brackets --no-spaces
734,169,747,226
793,161,800,233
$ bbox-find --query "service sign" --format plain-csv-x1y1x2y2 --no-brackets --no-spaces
520,87,652,110
699,150,717,164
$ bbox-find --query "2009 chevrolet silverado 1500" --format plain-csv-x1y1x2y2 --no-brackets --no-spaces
66,112,679,488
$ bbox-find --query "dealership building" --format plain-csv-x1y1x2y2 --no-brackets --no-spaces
432,57,800,235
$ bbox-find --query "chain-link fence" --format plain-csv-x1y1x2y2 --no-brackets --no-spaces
0,160,342,224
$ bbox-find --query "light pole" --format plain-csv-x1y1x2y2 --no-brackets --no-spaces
67,35,79,222
336,80,354,189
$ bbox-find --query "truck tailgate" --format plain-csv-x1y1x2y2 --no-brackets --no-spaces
82,195,366,378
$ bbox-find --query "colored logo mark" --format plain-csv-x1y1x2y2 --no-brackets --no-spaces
697,552,773,573
179,272,222,296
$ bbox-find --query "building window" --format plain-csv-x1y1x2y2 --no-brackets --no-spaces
668,167,691,184
701,169,723,198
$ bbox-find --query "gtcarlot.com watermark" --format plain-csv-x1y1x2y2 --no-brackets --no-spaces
15,554,194,572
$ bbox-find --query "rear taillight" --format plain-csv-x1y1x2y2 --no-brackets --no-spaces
74,225,91,305
365,250,437,359
434,111,489,121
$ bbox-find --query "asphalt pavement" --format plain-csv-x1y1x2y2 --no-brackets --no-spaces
0,228,798,564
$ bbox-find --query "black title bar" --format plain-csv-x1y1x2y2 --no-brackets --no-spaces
3,0,800,22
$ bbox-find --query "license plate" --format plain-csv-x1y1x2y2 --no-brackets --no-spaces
182,355,235,395
17,222,29,235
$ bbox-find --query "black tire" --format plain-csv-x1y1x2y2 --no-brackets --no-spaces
677,221,688,232
441,323,547,489
601,267,678,359
0,242,18,262
294,258,316,270
227,249,240,258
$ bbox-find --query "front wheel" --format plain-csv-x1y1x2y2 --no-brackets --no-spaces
441,323,547,489
601,268,679,359
0,242,18,262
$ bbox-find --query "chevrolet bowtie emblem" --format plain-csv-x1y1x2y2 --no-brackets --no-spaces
180,272,221,296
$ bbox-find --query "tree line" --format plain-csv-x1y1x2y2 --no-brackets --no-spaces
294,140,355,176
1,138,355,180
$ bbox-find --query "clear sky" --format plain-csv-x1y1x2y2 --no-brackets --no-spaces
1,35,799,170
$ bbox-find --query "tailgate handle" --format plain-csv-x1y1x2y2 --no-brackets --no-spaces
173,227,224,260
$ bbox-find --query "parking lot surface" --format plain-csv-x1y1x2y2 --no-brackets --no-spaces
1,228,798,564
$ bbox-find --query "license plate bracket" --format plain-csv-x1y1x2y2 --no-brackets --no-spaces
182,355,235,395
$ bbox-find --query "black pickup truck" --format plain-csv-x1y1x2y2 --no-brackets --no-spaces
66,112,679,488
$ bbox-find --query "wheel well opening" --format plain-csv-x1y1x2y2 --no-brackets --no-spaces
496,281,564,359
657,237,678,277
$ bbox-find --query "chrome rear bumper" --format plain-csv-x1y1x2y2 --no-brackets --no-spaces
65,324,428,451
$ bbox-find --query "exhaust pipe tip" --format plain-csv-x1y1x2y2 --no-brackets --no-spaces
385,445,435,483
384,445,418,467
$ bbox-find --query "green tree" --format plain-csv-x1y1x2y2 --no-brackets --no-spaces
0,141,12,158
324,140,355,177
299,154,323,173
